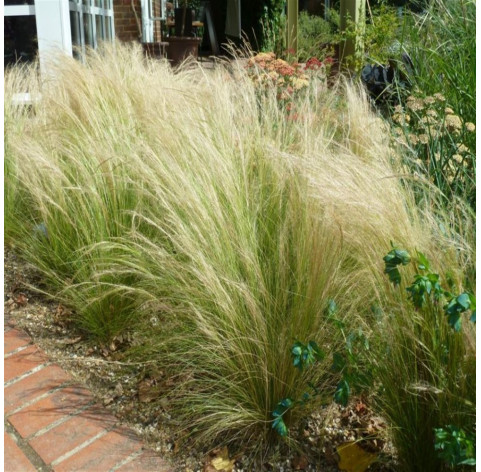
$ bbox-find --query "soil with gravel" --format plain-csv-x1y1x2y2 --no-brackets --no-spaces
4,247,398,472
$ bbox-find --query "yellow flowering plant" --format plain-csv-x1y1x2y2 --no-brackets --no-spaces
390,92,475,203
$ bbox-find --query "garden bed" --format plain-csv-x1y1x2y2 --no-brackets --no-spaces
5,247,398,472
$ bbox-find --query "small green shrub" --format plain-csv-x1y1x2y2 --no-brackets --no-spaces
434,425,476,468
297,11,336,62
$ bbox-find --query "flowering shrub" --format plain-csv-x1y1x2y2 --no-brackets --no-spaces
246,52,332,116
391,92,475,201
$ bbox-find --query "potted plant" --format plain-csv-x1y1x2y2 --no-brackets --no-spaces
167,0,202,66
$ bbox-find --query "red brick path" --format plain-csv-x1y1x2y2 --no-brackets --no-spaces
4,324,172,472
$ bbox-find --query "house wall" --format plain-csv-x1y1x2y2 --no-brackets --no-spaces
114,0,142,42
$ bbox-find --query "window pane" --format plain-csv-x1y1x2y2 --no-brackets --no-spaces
4,16,38,67
70,11,82,59
4,0,34,5
83,13,93,47
105,18,112,41
96,15,104,42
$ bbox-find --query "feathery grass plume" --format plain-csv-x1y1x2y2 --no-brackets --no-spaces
4,61,42,241
4,43,474,460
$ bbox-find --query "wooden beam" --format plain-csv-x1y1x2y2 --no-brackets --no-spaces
339,0,365,68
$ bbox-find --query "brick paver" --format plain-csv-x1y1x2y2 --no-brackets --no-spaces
4,327,173,471
9,385,93,438
4,344,49,383
53,428,143,471
4,328,31,354
4,432,37,472
5,364,72,414
29,405,117,465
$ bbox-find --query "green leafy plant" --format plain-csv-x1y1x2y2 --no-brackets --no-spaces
272,339,328,437
291,340,325,371
383,245,411,285
386,247,476,331
325,299,372,407
331,328,371,407
271,397,293,437
444,292,476,332
406,252,443,309
297,11,336,63
376,246,476,471
434,425,476,467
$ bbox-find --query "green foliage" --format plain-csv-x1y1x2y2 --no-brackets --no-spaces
297,11,336,62
339,4,401,69
241,0,285,51
376,247,476,471
331,328,371,406
390,92,476,208
271,398,293,437
291,340,324,372
363,4,402,64
333,378,350,407
406,253,443,309
386,248,476,332
383,246,411,285
434,425,476,467
272,339,330,438
326,298,372,408
260,5,286,56
444,293,476,332
388,0,476,208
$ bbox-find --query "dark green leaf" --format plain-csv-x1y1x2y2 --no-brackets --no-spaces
332,352,346,373
308,341,324,361
280,398,293,408
383,248,411,286
292,344,303,356
385,266,402,285
334,379,350,406
272,416,288,436
456,293,471,310
447,312,462,332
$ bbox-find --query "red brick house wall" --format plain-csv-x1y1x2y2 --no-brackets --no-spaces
114,0,163,43
114,0,142,42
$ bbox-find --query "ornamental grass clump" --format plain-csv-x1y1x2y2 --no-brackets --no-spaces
374,248,475,472
4,43,475,460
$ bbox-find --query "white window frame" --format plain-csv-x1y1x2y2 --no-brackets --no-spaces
4,0,114,75
141,0,166,43
69,0,115,59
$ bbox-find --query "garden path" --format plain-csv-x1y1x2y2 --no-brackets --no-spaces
4,321,173,472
